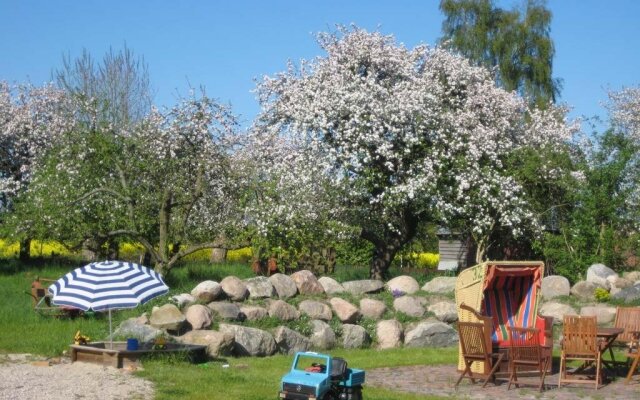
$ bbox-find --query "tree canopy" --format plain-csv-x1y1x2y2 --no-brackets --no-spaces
439,0,561,107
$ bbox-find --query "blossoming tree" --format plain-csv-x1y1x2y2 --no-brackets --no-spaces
255,27,575,278
22,93,247,274
0,82,75,258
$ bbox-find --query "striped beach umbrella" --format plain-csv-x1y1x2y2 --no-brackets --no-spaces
48,260,169,346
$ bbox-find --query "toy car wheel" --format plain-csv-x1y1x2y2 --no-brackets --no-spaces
320,391,337,400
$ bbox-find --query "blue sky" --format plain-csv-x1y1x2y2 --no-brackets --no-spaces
1,0,638,130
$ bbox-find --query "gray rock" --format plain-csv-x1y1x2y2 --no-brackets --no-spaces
427,301,458,323
240,305,268,321
207,301,242,320
342,279,384,295
342,324,370,349
404,321,459,348
310,320,336,350
359,298,387,320
176,330,234,358
386,275,420,295
393,296,425,317
290,270,325,295
329,297,360,323
586,263,617,290
609,276,634,291
376,319,403,349
541,275,571,299
170,293,195,308
539,302,578,324
149,304,186,331
268,299,300,321
244,276,276,299
580,305,616,324
269,273,298,299
570,281,600,301
421,277,457,294
623,271,640,282
298,300,332,321
274,326,311,354
111,317,163,342
318,276,345,294
190,280,222,303
184,304,212,330
220,276,249,301
219,324,276,357
612,284,640,303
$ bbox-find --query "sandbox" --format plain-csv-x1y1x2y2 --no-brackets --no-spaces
70,341,207,369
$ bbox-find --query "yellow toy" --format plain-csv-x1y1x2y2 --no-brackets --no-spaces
74,330,90,345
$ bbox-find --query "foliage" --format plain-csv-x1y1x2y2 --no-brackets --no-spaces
254,25,575,278
0,239,72,258
13,91,248,275
594,287,610,303
439,0,561,107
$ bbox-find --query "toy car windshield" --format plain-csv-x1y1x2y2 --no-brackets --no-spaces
294,355,327,373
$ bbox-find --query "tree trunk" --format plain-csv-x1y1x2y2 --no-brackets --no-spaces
158,189,172,269
369,241,401,280
19,238,31,261
210,248,227,263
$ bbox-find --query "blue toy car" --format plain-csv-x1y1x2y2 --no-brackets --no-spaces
279,351,365,400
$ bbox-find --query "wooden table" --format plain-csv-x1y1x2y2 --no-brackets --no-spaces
597,327,624,373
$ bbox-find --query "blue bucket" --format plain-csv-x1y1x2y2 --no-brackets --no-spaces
126,338,139,351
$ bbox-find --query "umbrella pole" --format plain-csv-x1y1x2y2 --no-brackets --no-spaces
109,308,113,349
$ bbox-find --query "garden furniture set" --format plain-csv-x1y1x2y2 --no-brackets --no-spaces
455,261,640,392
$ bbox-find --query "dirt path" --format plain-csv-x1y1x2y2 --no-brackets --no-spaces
0,354,154,400
366,364,640,399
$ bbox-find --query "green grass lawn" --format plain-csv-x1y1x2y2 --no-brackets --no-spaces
1,260,456,399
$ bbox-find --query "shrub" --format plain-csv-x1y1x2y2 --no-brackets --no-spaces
227,247,252,263
594,287,610,302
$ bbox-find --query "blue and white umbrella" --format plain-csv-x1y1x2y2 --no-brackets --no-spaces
48,260,169,346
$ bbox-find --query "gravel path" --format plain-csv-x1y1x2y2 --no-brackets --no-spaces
0,354,154,400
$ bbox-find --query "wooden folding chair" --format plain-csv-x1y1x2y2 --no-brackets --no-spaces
456,320,505,389
559,315,602,390
507,326,550,392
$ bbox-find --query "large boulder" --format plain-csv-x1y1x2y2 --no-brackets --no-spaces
244,276,276,299
623,271,640,282
112,317,163,342
359,298,387,320
609,276,634,296
393,296,425,317
219,324,276,356
274,326,311,355
220,276,249,301
612,284,640,303
386,276,420,295
376,319,403,349
539,302,578,324
268,299,300,321
427,301,458,323
329,297,360,323
586,263,617,290
580,305,616,324
150,304,186,331
190,280,222,303
309,320,336,350
541,275,571,299
318,276,345,294
404,320,459,348
421,277,456,294
342,324,370,349
342,280,384,295
185,304,213,330
207,301,243,320
240,305,268,321
290,270,325,295
298,300,332,321
269,273,298,299
170,293,195,309
570,281,600,301
176,330,234,358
